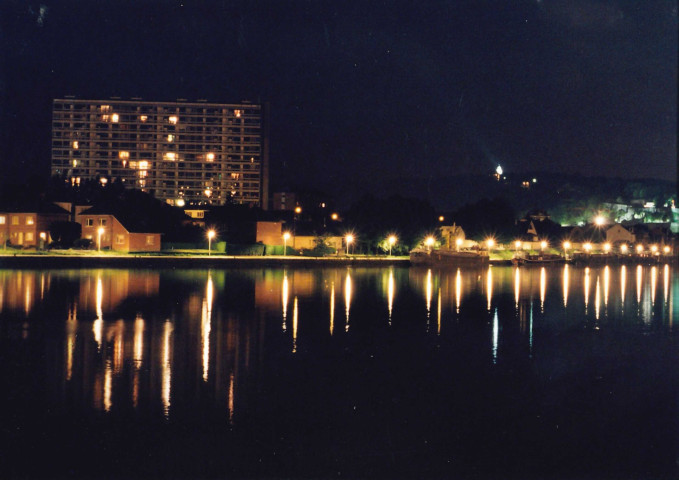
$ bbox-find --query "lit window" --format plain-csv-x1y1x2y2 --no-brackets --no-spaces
164,152,176,161
139,170,148,178
206,152,215,161
138,160,149,170
204,189,212,197
167,134,174,142
116,234,125,245
168,116,178,124
111,113,119,123
72,141,79,149
11,216,19,225
100,105,111,112
72,160,78,168
0,216,4,225
26,216,34,225
234,109,242,118
140,115,148,122
26,232,34,242
101,115,109,122
146,235,155,245
119,151,130,160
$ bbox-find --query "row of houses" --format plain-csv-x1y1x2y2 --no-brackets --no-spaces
0,203,161,252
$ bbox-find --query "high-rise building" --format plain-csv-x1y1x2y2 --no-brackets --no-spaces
51,98,269,208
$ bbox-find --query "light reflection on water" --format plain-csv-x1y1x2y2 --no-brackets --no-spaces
0,265,677,423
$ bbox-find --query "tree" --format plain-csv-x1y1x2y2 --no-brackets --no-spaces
49,221,82,247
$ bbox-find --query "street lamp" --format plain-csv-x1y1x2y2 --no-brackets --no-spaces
294,206,302,214
387,235,397,256
636,244,644,254
207,229,216,256
594,215,606,226
283,231,291,256
97,227,105,252
620,244,628,254
514,240,522,251
345,234,354,255
425,236,435,251
540,240,548,252
583,243,592,253
603,242,611,253
456,237,463,251
650,244,659,255
486,238,495,251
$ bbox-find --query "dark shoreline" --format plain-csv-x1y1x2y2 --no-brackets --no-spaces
0,254,675,269
0,254,412,269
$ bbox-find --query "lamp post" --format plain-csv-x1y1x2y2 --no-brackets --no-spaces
425,236,435,252
345,234,354,256
207,230,216,256
387,235,397,256
97,227,104,252
563,241,571,259
456,237,463,252
283,232,291,256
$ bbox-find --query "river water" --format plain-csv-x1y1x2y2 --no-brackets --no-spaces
1,265,678,478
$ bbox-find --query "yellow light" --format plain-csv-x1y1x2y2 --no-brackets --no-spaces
603,243,611,253
594,215,605,226
111,114,119,123
584,243,592,252
234,109,242,118
283,232,291,241
169,116,178,124
438,216,445,222
119,151,129,160
650,245,658,254
664,246,671,254
138,160,148,170
331,213,339,220
39,232,47,240
425,236,435,247
204,189,212,197
72,141,79,149
486,238,495,248
346,234,354,244
176,199,185,207
72,159,77,168
563,241,571,250
388,235,397,246
540,240,548,250
140,115,148,122
100,177,108,185
295,206,302,214
456,238,464,246
207,230,216,240
636,244,643,253
620,244,628,253
98,226,105,235
206,152,215,162
515,240,522,249
164,152,176,161
167,134,174,142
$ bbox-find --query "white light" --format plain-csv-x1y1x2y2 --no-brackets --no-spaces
206,152,215,162
496,165,503,175
168,116,178,124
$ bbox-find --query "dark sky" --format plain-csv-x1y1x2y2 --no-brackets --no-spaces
1,0,676,200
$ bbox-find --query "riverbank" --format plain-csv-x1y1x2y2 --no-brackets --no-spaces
0,253,412,269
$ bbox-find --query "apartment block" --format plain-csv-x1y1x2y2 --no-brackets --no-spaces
51,98,269,208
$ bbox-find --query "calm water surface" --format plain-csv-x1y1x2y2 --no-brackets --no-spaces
1,265,678,478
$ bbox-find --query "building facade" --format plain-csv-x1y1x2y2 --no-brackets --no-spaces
52,98,269,208
76,211,161,252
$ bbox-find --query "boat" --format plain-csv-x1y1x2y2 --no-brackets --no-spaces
409,248,489,267
511,253,565,265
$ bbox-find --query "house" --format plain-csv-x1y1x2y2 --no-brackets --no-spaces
516,210,562,243
0,203,70,248
76,207,161,252
605,224,635,245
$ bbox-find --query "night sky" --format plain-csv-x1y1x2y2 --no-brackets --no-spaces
1,0,676,201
